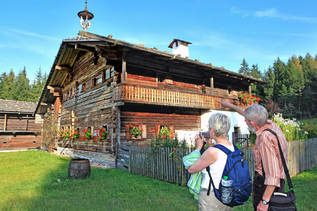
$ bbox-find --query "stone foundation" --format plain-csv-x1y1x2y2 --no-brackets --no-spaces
55,147,115,168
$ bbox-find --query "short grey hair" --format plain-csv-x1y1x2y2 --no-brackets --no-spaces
208,113,231,138
245,104,268,127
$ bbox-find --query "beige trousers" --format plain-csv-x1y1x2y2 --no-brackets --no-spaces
198,190,233,211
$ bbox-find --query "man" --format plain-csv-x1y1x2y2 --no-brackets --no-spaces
219,101,288,211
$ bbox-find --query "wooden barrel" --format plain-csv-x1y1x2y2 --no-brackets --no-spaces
68,158,91,179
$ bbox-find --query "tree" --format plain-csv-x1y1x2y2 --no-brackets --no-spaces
249,64,264,99
262,67,275,103
29,67,45,102
11,67,31,101
239,58,250,76
0,70,15,100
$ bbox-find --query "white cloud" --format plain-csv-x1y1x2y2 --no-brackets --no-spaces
254,8,317,23
1,27,61,41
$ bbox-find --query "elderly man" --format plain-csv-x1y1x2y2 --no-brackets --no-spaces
219,101,288,211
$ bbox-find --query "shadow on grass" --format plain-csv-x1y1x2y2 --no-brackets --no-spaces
0,151,197,211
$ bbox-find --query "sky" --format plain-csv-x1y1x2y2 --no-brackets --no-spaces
0,0,317,82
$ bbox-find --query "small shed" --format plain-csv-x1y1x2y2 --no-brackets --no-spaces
0,99,43,150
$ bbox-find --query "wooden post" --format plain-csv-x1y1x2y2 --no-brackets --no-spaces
25,114,29,131
122,51,127,83
249,85,252,95
4,114,7,131
54,97,61,123
210,77,214,95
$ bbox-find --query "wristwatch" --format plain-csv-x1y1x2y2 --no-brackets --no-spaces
262,199,269,205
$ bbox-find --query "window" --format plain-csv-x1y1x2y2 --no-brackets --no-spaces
79,83,86,93
63,92,68,101
126,124,146,139
92,74,102,87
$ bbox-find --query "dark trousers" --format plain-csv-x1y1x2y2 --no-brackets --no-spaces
252,171,285,211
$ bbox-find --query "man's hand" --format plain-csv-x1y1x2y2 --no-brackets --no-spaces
218,100,233,109
257,201,269,211
218,100,246,116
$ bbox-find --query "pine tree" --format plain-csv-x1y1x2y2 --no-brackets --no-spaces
272,58,287,108
0,70,15,100
239,58,250,76
263,67,275,103
250,64,264,101
29,67,45,102
11,67,30,101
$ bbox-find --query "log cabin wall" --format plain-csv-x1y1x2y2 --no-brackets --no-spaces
120,111,201,146
59,52,116,153
0,113,42,150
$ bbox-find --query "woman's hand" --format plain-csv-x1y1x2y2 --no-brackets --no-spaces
195,134,204,151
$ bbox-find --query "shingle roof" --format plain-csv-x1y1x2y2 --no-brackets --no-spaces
0,99,37,114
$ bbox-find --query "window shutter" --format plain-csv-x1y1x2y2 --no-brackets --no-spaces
142,125,147,139
125,124,130,139
155,125,160,138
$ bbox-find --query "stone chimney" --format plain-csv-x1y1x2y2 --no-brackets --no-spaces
168,39,192,58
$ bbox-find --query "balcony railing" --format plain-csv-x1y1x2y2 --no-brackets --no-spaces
113,83,242,109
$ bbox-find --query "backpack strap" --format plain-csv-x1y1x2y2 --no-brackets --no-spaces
261,129,294,191
213,144,238,155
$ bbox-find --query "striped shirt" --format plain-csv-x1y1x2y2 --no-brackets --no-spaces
253,120,288,187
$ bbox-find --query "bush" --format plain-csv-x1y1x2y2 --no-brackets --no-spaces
301,122,317,139
273,113,308,141
150,136,187,149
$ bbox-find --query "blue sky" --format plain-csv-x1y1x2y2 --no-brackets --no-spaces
1,0,316,82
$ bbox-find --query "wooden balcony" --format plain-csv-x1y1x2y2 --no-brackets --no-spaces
114,83,244,109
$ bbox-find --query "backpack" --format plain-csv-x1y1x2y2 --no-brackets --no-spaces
205,144,252,207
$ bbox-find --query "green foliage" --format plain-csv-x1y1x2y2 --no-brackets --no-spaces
0,67,47,102
80,128,92,141
94,127,108,142
242,52,317,120
150,137,187,149
58,128,70,141
70,130,80,140
301,122,317,139
158,126,173,139
238,92,260,105
239,58,250,76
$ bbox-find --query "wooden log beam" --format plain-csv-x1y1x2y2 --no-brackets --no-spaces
210,77,214,95
122,51,127,83
47,85,62,97
54,97,61,123
55,65,72,72
4,114,7,132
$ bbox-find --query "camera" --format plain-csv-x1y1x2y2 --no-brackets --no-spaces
199,131,211,139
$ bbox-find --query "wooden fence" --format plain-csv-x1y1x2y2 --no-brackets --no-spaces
119,138,317,185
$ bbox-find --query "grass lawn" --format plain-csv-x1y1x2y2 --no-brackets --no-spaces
1,151,316,211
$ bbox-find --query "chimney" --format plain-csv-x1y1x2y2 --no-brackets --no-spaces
168,39,192,58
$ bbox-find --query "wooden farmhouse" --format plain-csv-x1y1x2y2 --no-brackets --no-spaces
34,31,265,168
0,99,43,150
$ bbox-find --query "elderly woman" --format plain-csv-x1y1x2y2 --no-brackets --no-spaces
188,113,233,211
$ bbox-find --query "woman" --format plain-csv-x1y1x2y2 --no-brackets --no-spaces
188,113,233,211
